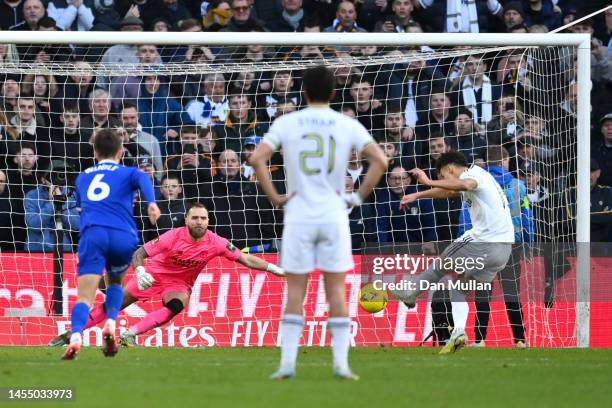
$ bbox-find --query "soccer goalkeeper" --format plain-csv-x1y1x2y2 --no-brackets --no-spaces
50,202,284,347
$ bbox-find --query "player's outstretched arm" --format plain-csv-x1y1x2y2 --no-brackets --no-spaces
249,142,293,208
355,142,388,203
409,168,477,191
236,253,285,277
400,188,460,210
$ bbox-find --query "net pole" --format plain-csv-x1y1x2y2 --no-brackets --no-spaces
575,38,591,348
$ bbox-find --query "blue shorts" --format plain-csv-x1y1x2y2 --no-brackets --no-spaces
77,226,139,276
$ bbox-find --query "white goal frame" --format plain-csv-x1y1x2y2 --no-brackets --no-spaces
1,31,592,347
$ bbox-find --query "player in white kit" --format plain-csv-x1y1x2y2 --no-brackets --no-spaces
396,151,514,354
249,66,388,380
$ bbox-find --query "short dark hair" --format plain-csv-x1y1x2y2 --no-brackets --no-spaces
486,146,509,166
456,108,473,119
162,172,181,184
16,142,37,154
303,65,336,103
435,151,469,173
121,101,138,112
63,103,79,114
181,125,200,136
93,129,123,159
187,201,208,214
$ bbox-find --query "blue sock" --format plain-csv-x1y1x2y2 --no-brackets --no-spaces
71,302,90,335
104,284,123,321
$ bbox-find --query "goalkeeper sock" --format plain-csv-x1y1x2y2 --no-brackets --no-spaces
328,317,351,372
70,302,90,335
84,304,106,330
279,314,304,372
130,307,175,335
104,284,123,321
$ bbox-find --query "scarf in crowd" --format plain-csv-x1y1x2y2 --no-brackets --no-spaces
461,75,492,124
283,9,304,31
333,19,359,32
446,0,479,33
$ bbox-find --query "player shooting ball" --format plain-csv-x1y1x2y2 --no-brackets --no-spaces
51,202,284,348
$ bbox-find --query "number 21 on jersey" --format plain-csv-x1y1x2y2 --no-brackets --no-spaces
299,133,336,175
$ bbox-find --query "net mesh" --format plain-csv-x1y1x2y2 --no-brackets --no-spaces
0,42,583,347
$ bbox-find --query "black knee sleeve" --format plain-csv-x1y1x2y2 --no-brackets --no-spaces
164,298,184,315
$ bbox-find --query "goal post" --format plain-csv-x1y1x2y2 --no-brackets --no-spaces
0,32,592,347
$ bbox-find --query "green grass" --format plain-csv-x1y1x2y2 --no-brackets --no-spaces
1,347,610,408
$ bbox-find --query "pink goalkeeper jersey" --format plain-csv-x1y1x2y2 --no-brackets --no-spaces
143,227,242,285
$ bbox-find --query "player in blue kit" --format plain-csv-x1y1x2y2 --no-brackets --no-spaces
62,129,160,360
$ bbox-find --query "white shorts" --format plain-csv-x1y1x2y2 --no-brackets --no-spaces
280,222,354,274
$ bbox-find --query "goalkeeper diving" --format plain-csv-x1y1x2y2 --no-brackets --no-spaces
50,202,284,347
394,151,514,354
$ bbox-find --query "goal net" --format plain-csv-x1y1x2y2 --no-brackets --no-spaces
0,33,595,347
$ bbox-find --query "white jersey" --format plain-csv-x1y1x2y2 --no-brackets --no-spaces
264,106,374,224
459,165,515,243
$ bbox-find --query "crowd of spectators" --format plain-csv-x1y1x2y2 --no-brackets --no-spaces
0,0,611,253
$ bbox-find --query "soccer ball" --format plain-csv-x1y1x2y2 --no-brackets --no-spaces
358,283,388,313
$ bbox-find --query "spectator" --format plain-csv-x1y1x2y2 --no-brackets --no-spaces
375,0,416,32
426,133,451,176
345,175,376,252
323,0,367,33
1,76,20,122
241,135,261,180
6,143,40,249
347,148,366,190
119,102,163,179
214,93,267,153
0,170,15,249
165,125,213,199
51,103,95,172
417,89,455,143
594,6,611,46
414,0,502,33
450,54,501,128
80,89,121,141
186,73,229,127
206,149,274,248
486,95,525,149
593,113,612,187
152,17,171,32
9,0,44,31
47,0,94,31
110,44,163,108
202,1,232,31
8,95,51,169
267,0,310,32
519,164,550,240
0,0,24,30
139,173,189,242
272,96,297,119
448,109,487,163
592,36,612,84
161,0,193,27
375,165,437,243
27,16,73,63
221,0,265,32
24,168,79,252
350,77,385,132
521,0,561,31
54,60,95,117
590,158,612,242
377,107,420,170
256,70,299,123
502,2,525,32
97,15,144,87
137,71,193,155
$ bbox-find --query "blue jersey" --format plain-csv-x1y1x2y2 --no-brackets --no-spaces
75,160,156,236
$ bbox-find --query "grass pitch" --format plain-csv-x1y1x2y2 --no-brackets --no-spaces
1,347,610,408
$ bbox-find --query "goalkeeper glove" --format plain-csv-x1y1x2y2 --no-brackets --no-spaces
266,263,285,277
135,266,154,290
